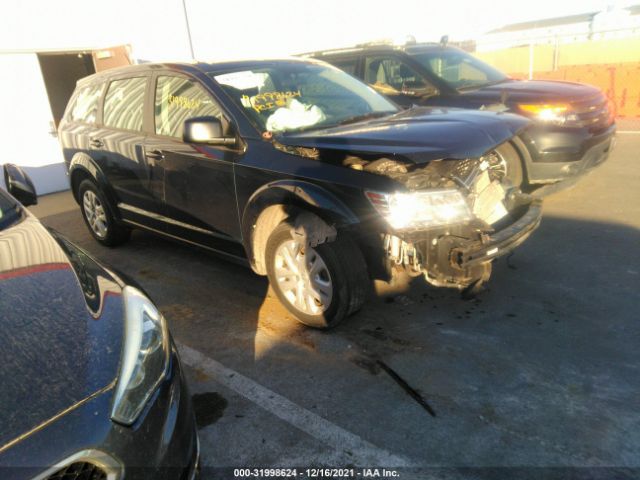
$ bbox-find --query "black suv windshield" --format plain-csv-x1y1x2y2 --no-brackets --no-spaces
0,189,22,232
212,62,397,133
411,49,508,91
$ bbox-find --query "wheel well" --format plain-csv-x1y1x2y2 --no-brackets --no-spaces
251,204,291,275
70,169,93,203
251,203,339,275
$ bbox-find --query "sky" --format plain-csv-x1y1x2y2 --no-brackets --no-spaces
0,0,635,61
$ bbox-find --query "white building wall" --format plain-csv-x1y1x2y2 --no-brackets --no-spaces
0,54,68,194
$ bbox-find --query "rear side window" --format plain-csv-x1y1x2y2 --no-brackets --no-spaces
103,77,147,131
69,84,103,123
330,57,359,76
154,76,222,138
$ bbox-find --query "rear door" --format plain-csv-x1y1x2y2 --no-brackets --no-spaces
90,74,166,229
59,81,104,171
143,72,243,251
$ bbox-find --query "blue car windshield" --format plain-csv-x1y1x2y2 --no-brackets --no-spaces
212,62,398,133
411,50,508,91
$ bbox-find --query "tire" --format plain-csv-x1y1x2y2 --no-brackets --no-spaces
77,179,131,247
492,142,524,188
265,221,369,329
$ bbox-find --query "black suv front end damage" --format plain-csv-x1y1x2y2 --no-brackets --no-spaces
360,153,542,290
379,195,542,291
275,106,542,292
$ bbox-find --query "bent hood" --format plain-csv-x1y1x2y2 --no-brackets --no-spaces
0,216,124,450
276,107,530,163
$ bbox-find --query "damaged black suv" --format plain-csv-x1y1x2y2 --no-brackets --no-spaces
59,58,542,328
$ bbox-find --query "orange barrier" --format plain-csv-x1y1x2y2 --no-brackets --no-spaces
507,63,640,117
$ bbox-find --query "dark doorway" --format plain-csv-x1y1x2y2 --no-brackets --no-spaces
37,52,95,127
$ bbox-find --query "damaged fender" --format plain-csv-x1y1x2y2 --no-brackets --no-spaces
241,180,358,274
292,211,337,248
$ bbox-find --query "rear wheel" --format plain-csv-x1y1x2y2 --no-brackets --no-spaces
78,179,131,247
265,222,368,328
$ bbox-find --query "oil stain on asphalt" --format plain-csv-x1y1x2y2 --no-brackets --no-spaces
192,392,228,428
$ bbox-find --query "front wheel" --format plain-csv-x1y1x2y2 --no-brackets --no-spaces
265,222,369,329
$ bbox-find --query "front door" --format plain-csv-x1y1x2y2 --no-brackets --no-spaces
144,73,243,253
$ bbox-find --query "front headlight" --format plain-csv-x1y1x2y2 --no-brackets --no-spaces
111,286,169,425
518,103,576,125
366,189,472,230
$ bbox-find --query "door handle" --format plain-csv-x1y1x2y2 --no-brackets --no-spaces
89,138,103,148
145,149,164,160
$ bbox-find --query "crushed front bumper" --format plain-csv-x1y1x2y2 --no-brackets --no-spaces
451,200,543,268
378,199,543,289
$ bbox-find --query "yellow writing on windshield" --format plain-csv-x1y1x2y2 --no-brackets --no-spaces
244,90,301,113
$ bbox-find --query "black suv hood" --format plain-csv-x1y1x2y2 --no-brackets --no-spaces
277,107,530,162
461,78,603,105
0,216,124,449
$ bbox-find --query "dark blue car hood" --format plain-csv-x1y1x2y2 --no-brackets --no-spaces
0,216,124,450
276,107,530,162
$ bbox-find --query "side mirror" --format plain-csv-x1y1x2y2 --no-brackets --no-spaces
3,164,37,206
183,116,236,146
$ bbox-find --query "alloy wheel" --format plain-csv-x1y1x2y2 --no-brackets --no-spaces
82,190,108,239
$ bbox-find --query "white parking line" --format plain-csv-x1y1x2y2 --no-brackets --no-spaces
178,343,412,467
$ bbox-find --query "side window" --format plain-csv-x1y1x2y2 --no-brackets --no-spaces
364,56,430,94
427,56,488,84
69,84,103,124
155,76,222,138
103,77,147,131
330,57,359,76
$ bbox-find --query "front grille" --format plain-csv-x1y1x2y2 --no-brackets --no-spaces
571,93,612,130
45,462,107,480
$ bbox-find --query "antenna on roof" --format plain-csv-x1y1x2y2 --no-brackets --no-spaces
440,35,449,47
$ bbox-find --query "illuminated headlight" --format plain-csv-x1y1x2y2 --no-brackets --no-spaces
518,103,577,125
366,189,472,230
111,286,169,425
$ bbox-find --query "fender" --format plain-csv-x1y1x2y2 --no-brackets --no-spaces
68,153,120,217
241,179,360,273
